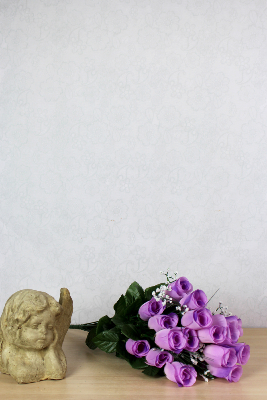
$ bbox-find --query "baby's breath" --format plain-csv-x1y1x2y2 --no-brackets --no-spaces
213,301,232,317
152,270,180,305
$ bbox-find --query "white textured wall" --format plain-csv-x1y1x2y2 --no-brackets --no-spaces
0,0,267,327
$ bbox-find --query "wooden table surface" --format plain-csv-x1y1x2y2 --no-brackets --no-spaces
0,328,266,400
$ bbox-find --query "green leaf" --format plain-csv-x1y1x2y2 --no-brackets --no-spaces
96,315,115,335
125,281,145,305
112,298,143,327
116,340,162,376
111,314,128,327
93,328,120,353
130,357,147,370
142,366,164,377
112,282,146,327
124,297,144,317
144,283,165,301
120,324,140,340
116,342,148,370
85,327,97,350
116,340,132,362
114,294,126,315
139,332,155,341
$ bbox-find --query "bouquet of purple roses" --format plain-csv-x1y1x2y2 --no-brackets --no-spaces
70,272,250,388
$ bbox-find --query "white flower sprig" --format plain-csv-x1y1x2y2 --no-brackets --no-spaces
152,270,191,315
151,269,180,306
200,374,209,382
213,301,232,317
160,269,178,284
152,284,173,306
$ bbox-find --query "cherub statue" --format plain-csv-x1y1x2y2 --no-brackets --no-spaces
0,288,73,384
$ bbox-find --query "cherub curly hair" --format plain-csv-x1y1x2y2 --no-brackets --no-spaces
0,289,62,345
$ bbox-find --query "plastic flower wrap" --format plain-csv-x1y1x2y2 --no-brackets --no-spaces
70,272,250,388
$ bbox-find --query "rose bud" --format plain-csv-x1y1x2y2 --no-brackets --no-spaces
237,317,243,337
166,277,193,302
223,342,250,365
203,345,237,368
125,339,150,358
208,364,243,382
164,362,197,387
138,298,166,321
146,349,173,368
234,342,250,365
227,316,241,339
181,308,212,330
180,289,208,310
221,316,241,345
183,328,200,352
148,313,178,332
212,314,227,327
197,326,227,344
155,328,187,354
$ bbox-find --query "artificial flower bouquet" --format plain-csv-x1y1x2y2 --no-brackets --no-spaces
70,272,250,388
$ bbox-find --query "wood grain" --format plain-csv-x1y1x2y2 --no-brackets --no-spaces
0,328,266,400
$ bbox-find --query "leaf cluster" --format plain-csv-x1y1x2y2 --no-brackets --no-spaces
85,281,165,377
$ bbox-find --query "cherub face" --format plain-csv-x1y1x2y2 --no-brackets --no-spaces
17,309,56,350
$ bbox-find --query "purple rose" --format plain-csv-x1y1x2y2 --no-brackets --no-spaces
203,345,237,368
237,317,243,337
220,316,241,345
155,328,187,354
164,362,197,387
198,326,227,344
146,349,173,368
233,342,250,365
181,308,212,330
125,339,150,358
180,289,208,310
212,314,227,327
223,342,250,365
183,328,200,352
138,298,166,321
148,313,178,332
227,316,242,338
166,277,193,302
208,364,243,382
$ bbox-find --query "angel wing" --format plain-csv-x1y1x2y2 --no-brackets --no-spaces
0,324,3,372
56,288,73,347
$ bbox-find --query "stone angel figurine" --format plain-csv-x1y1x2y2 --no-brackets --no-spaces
0,288,73,384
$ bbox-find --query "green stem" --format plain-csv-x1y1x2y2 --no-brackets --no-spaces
69,321,98,331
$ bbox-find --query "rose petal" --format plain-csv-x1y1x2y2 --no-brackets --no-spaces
183,328,200,352
164,362,177,384
180,290,208,310
208,365,232,378
138,298,165,321
165,362,197,387
212,314,227,327
125,339,150,358
204,345,237,368
146,349,173,368
155,329,171,350
227,364,243,382
198,326,227,344
167,277,193,302
208,364,243,382
181,308,212,330
148,313,178,332
155,328,187,353
223,342,250,365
